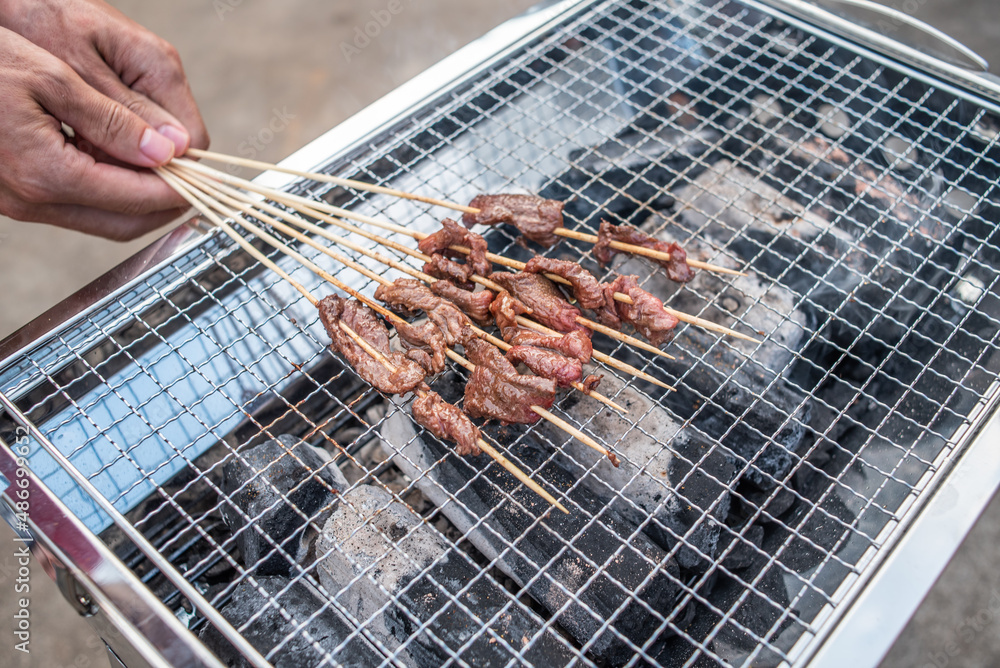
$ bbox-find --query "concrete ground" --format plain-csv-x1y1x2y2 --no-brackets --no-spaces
0,0,997,666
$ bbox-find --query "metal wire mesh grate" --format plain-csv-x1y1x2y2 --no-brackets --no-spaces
4,0,1000,666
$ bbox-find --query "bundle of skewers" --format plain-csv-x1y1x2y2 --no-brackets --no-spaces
154,150,755,515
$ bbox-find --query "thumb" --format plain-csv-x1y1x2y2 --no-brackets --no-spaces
35,67,176,168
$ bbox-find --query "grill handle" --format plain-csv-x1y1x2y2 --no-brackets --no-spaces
807,0,987,71
755,0,1000,101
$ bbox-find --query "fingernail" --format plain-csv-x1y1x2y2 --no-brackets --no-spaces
140,128,175,164
158,124,190,154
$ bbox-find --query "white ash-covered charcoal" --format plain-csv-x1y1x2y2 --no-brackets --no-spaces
380,389,682,666
672,158,960,363
315,485,576,668
540,108,719,231
220,435,347,577
605,238,813,494
198,576,381,668
536,373,737,572
668,160,854,279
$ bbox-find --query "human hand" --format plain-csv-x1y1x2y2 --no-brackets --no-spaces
0,28,192,239
0,0,209,155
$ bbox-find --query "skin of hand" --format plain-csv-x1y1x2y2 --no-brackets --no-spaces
0,0,209,240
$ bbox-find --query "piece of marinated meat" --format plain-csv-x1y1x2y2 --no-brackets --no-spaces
418,218,492,284
488,272,587,334
412,389,482,456
508,329,593,364
431,280,495,326
602,275,679,347
524,256,605,310
581,374,603,393
489,289,530,341
594,220,696,283
317,296,425,394
424,255,475,290
375,278,475,347
394,319,448,375
490,290,593,362
463,194,565,247
506,346,583,388
463,338,557,425
404,348,436,374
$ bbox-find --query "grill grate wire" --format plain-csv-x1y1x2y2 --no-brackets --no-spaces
3,0,1000,666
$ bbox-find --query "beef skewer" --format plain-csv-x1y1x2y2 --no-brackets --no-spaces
175,158,751,343
175,160,676,360
169,166,670,396
335,319,570,514
174,158,679,358
175,157,743,301
170,165,629,412
181,152,740,277
159,168,570,514
164,168,620,465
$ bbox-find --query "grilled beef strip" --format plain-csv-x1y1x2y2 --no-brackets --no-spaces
463,194,565,247
506,345,583,389
488,272,587,335
581,374,603,393
375,278,476,347
602,275,679,347
317,296,425,394
509,330,593,364
463,338,557,425
418,218,492,284
412,387,482,457
393,320,448,375
489,290,593,363
524,256,605,310
489,289,530,341
430,280,495,326
594,220,695,283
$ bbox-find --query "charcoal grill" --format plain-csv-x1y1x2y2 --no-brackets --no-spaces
4,0,1000,666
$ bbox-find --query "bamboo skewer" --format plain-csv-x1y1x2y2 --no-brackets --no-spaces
169,167,628,415
165,168,621,467
175,167,672,392
158,168,570,514
466,252,761,345
172,160,687,358
182,150,743,276
337,322,570,514
553,228,743,276
175,159,753,344
171,163,675,391
186,148,477,214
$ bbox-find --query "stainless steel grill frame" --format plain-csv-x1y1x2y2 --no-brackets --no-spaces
3,1,1000,666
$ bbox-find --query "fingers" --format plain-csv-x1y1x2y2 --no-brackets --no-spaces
84,62,195,155
33,63,176,168
98,30,210,152
1,197,189,242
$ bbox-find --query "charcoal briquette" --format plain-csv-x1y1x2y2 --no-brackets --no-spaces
221,435,347,577
382,399,682,666
198,576,381,668
316,484,576,668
